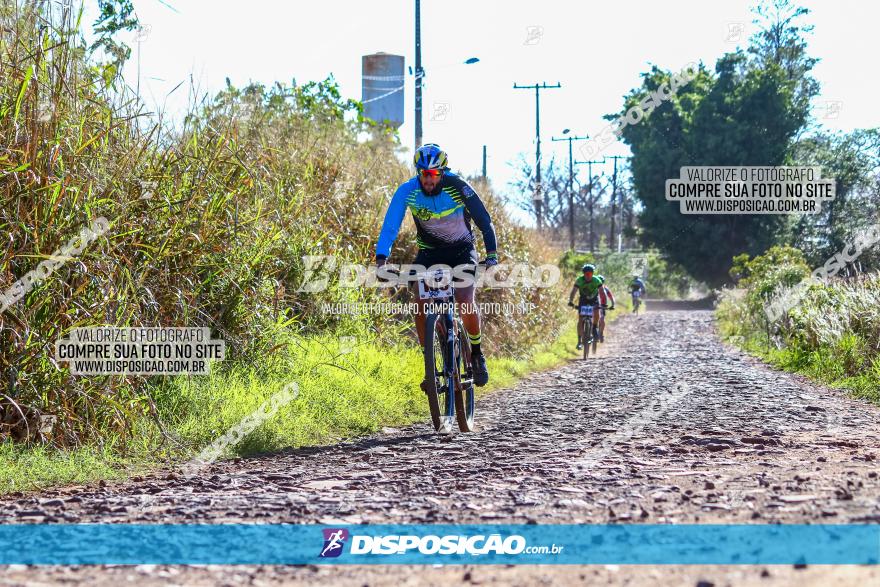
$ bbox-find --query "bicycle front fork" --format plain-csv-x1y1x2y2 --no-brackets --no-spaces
443,313,456,377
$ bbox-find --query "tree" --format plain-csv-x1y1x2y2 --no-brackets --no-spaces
616,1,819,286
91,0,139,82
791,130,880,270
508,154,570,235
508,155,624,250
748,0,819,121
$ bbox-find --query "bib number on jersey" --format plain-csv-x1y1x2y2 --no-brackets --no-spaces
418,269,453,300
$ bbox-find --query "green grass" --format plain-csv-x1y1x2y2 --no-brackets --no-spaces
0,318,585,495
159,323,583,454
717,304,880,406
717,248,880,407
759,343,880,405
0,443,154,494
0,2,583,494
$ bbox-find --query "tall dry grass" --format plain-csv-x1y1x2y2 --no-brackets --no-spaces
0,1,566,448
717,246,880,403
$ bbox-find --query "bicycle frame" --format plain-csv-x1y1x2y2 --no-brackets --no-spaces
632,289,643,314
416,267,476,432
577,303,599,358
578,304,595,339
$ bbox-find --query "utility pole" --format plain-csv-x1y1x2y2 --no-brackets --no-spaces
606,155,627,251
414,0,423,150
586,159,601,252
513,82,561,231
620,186,634,245
414,1,478,151
482,145,487,180
552,133,589,251
574,158,604,252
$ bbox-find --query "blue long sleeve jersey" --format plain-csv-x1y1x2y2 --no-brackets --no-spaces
375,172,497,259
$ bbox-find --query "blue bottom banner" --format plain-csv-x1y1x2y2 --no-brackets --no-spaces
1,524,878,565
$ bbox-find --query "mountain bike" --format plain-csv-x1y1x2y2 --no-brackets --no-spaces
573,303,599,359
417,267,476,433
632,289,642,314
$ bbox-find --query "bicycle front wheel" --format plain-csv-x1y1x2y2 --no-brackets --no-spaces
424,313,455,433
453,319,475,432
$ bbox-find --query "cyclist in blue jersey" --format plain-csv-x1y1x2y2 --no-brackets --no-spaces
375,144,497,387
630,274,646,297
629,274,647,314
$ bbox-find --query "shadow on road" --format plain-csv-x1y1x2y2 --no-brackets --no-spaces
251,429,435,461
645,297,716,311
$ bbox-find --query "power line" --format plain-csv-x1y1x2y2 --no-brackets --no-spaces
552,134,589,250
513,82,561,231
574,158,605,252
362,71,424,104
606,155,629,251
362,74,406,82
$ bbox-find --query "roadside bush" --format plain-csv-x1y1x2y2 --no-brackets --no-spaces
719,246,880,403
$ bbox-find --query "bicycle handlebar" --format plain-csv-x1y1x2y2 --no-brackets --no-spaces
570,303,614,311
376,261,491,287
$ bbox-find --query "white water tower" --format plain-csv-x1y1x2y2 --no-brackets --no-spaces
362,53,405,128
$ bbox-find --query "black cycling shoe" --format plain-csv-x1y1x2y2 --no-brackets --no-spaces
472,353,489,387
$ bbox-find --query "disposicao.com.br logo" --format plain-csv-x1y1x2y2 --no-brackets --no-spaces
319,528,349,557
323,530,563,558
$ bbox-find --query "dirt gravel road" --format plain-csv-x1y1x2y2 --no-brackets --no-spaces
2,305,879,586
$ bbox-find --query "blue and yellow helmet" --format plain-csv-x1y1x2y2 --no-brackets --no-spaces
414,143,448,171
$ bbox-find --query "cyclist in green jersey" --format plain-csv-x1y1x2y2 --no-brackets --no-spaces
567,264,609,349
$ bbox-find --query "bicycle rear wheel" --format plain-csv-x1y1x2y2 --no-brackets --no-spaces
424,313,455,433
453,319,475,432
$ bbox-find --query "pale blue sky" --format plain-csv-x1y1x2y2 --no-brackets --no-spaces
105,0,878,223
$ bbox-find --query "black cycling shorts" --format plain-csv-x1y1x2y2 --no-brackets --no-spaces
411,246,479,284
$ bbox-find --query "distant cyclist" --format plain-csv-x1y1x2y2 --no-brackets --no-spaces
595,274,615,342
375,143,497,387
568,264,610,350
630,274,646,313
